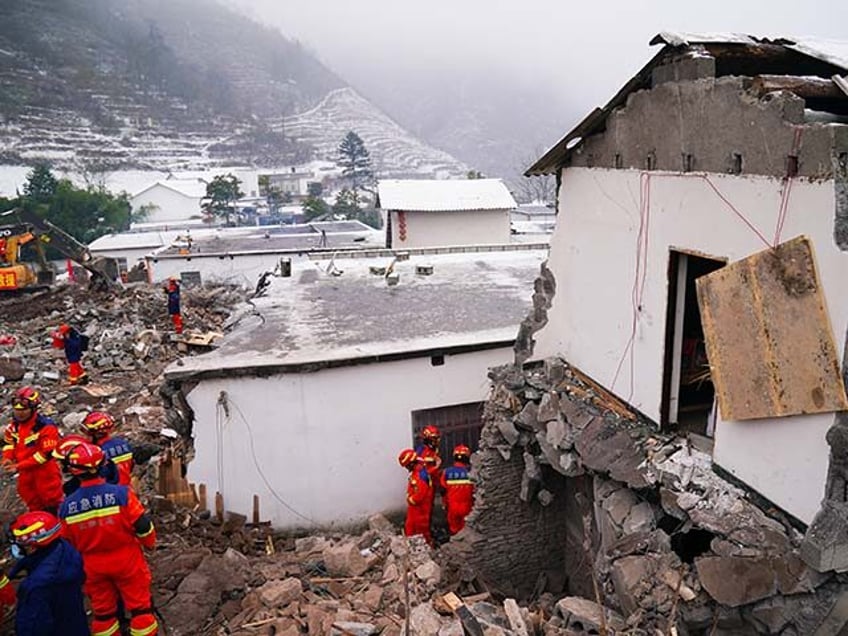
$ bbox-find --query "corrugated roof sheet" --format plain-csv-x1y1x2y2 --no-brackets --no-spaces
377,178,516,212
527,33,848,176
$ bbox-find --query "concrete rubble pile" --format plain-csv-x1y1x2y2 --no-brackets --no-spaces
148,509,597,636
448,358,848,635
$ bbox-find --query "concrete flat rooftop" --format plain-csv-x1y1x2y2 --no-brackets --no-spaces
166,247,548,379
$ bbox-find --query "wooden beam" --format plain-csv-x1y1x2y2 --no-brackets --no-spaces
751,75,845,99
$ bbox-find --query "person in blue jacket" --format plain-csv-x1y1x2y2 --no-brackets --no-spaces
7,510,89,636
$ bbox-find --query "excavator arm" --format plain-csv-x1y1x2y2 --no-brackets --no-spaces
0,208,120,290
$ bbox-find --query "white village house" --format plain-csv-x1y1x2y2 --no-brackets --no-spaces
525,33,848,535
164,247,546,528
377,178,515,249
130,178,208,225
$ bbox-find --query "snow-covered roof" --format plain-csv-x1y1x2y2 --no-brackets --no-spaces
153,220,383,257
652,32,848,70
89,221,383,256
377,178,516,212
165,246,547,380
132,179,208,200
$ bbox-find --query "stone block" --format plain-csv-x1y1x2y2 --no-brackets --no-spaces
503,598,530,636
748,596,791,634
414,560,441,585
623,501,656,534
323,542,373,577
515,402,539,431
801,501,848,573
602,488,639,527
695,556,777,607
331,622,379,635
496,416,520,446
545,415,571,449
368,513,395,534
404,603,444,635
258,577,302,608
537,391,560,422
556,596,626,633
0,357,25,381
610,555,657,616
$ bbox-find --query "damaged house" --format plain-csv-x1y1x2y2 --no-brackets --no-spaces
164,246,546,528
445,34,848,634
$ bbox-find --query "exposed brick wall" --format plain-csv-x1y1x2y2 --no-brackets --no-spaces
445,423,569,597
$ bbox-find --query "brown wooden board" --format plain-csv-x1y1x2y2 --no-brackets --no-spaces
696,235,848,421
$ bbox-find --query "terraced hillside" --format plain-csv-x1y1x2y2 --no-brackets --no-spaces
0,0,466,176
281,88,467,178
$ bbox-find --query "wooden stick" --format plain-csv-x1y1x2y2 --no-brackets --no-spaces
403,551,411,636
252,494,260,525
215,492,224,523
198,483,207,512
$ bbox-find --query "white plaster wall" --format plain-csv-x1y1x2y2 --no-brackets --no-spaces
391,210,510,248
131,186,201,224
146,252,309,287
184,347,511,529
533,167,847,524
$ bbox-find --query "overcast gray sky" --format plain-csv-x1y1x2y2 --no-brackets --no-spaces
223,0,848,115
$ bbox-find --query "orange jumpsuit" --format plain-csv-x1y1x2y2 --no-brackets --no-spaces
440,461,474,535
405,464,433,545
59,477,157,636
2,415,63,513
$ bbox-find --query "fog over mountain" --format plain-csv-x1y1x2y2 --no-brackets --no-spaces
0,0,845,196
225,0,848,182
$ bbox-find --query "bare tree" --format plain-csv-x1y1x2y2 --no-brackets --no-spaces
508,148,556,205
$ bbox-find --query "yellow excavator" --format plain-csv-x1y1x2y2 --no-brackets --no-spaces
0,208,120,292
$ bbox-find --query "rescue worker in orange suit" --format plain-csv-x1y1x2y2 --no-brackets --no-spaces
6,511,89,636
398,448,433,546
53,434,120,495
440,444,475,535
58,442,158,636
2,387,64,514
51,324,88,385
415,425,443,483
164,277,183,334
81,411,133,486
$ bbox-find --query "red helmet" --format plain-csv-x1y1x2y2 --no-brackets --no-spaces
10,511,62,549
421,425,440,441
11,386,41,410
52,434,90,462
64,441,104,476
398,448,418,468
81,411,115,437
453,444,471,463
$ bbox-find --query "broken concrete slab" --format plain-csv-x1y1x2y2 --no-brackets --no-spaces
696,556,777,607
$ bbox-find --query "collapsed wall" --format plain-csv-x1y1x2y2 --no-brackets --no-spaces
447,358,848,634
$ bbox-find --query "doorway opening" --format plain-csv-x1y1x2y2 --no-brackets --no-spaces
661,250,725,439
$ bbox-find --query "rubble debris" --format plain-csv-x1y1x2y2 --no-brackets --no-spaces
447,358,848,635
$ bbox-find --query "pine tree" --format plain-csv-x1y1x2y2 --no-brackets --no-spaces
337,131,374,205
